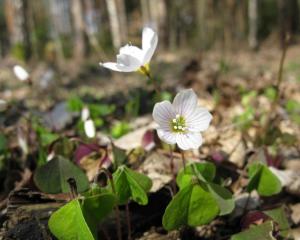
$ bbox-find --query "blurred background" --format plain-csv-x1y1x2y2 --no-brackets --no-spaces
0,0,300,69
0,0,300,136
0,0,300,140
0,2,300,239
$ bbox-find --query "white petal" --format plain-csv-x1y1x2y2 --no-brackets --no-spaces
157,128,176,145
84,120,96,138
81,106,90,121
100,45,143,72
172,89,198,118
142,27,158,64
100,62,137,72
13,65,29,81
119,45,144,63
116,53,142,69
176,132,203,150
186,107,212,132
152,101,175,130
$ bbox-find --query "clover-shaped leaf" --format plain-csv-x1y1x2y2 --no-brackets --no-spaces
264,206,290,237
247,162,282,196
113,165,152,205
49,199,94,240
177,162,234,215
232,206,290,240
49,193,116,240
207,182,235,216
163,162,234,230
112,144,127,170
162,183,219,230
176,162,215,189
34,156,89,194
231,221,275,240
82,193,117,223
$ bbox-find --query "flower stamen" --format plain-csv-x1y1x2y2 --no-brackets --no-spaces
170,115,186,133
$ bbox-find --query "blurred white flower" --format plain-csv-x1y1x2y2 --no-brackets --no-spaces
81,106,90,122
17,127,29,155
84,119,96,138
13,65,30,82
0,99,7,112
100,27,158,72
152,89,212,150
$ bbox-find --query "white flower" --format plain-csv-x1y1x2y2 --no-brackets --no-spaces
152,89,212,150
84,119,96,138
81,106,90,122
13,65,30,81
100,27,158,72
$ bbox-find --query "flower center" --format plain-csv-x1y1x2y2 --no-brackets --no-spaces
170,114,186,133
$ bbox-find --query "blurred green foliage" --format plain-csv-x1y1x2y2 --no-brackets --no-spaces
285,99,300,124
111,121,131,139
11,43,26,61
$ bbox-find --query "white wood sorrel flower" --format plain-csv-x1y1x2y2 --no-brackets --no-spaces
153,89,212,150
13,65,30,82
84,119,96,138
100,27,157,73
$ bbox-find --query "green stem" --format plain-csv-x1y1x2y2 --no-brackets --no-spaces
169,145,177,195
140,66,160,95
98,168,122,240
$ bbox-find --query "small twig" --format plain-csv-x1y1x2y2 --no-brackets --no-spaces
125,202,132,240
262,34,290,135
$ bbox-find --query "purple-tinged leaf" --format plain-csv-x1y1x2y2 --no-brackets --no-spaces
141,129,155,151
241,211,270,230
74,143,100,164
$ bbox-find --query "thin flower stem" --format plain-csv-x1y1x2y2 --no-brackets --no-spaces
140,66,160,95
97,168,122,240
125,202,132,240
181,150,186,170
67,178,78,199
169,145,177,195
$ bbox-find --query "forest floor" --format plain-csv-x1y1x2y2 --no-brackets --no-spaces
0,44,300,239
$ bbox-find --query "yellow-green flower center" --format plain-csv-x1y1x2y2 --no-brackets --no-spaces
170,114,186,133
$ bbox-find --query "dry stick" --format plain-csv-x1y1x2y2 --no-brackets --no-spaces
98,168,122,240
125,202,132,240
262,34,289,135
169,145,177,195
